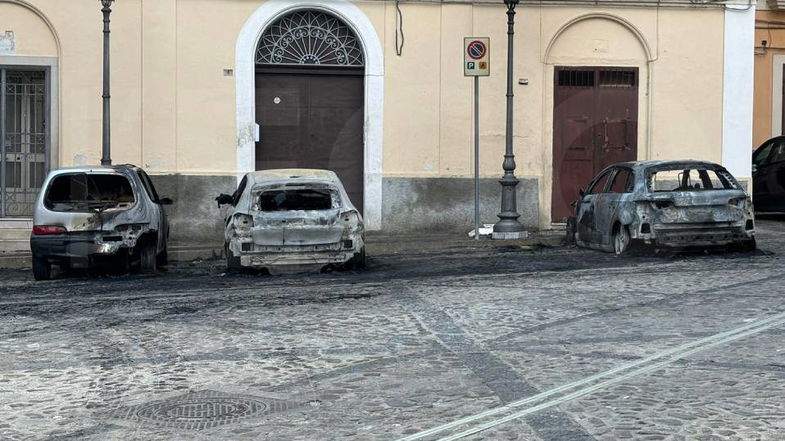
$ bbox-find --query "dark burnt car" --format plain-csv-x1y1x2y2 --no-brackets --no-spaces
567,160,756,255
752,136,785,213
30,165,172,280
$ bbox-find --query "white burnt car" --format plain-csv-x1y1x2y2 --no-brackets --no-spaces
217,169,365,272
567,160,756,255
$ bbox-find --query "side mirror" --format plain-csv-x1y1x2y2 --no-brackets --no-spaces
158,197,174,206
216,193,233,207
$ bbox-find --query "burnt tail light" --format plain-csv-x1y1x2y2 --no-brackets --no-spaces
32,225,67,235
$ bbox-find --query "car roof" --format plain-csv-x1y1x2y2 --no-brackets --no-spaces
47,164,140,175
245,169,340,185
608,160,726,172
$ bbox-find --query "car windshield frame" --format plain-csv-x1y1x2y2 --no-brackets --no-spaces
44,172,137,212
646,165,740,193
252,182,342,212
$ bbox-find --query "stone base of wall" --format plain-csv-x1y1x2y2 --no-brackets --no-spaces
148,174,540,243
381,177,539,234
149,174,236,244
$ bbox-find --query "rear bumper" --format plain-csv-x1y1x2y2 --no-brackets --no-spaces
230,236,364,268
641,223,754,248
30,232,132,265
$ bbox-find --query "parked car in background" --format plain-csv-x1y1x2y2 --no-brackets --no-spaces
567,160,756,255
30,165,171,280
217,169,365,273
752,136,785,213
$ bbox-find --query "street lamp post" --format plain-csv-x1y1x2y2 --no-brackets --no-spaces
493,0,525,237
100,0,114,166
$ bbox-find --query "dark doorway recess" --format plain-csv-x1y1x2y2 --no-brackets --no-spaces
255,70,364,211
552,66,639,222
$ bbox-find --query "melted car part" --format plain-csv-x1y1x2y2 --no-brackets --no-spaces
45,173,135,212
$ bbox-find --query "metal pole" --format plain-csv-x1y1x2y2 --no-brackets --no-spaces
493,1,524,234
101,1,113,166
474,75,480,241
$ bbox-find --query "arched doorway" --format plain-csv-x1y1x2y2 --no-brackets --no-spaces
254,10,365,211
544,14,652,223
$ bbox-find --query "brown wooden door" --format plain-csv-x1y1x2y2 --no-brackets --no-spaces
255,71,365,211
552,67,638,222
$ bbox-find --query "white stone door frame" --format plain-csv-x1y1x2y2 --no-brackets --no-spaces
235,0,384,230
771,55,785,139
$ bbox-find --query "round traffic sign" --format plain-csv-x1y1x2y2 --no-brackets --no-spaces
467,40,487,60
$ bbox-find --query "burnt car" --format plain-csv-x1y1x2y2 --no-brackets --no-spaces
30,165,171,280
752,135,785,213
567,160,756,255
217,169,365,273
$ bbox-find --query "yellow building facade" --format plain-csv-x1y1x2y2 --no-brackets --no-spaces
1,0,755,243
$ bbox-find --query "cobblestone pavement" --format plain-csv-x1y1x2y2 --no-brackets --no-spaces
2,220,785,440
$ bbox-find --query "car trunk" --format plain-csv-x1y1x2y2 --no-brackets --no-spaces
650,190,747,224
250,184,345,246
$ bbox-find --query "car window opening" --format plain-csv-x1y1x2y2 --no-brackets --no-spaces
650,169,737,192
258,188,335,212
45,173,135,211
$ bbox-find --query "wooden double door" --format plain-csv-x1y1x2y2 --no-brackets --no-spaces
255,70,365,211
552,67,639,222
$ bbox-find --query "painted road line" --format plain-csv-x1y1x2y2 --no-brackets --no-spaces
437,315,785,440
397,310,785,441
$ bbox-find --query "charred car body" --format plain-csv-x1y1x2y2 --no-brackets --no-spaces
217,169,365,272
30,165,171,280
568,160,756,254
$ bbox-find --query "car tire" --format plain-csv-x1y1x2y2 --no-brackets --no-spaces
348,247,366,269
731,237,757,253
140,243,158,273
225,242,241,272
613,225,632,256
157,246,169,267
565,217,577,245
32,255,52,281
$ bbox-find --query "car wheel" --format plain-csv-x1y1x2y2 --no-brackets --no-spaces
613,225,632,256
731,237,757,253
565,217,577,245
32,255,52,281
348,247,366,269
157,246,169,267
140,243,158,273
225,242,241,272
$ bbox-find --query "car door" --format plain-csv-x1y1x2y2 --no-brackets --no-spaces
576,169,613,245
752,139,777,211
765,142,785,211
604,167,633,245
137,170,168,251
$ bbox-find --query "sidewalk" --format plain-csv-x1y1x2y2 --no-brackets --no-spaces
0,230,566,270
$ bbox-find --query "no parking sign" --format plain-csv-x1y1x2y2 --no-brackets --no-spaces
464,37,490,77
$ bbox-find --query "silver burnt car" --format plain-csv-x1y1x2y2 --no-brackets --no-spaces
217,169,365,272
30,165,171,280
567,160,756,254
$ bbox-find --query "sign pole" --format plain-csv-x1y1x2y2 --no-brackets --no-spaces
474,75,480,241
464,37,489,239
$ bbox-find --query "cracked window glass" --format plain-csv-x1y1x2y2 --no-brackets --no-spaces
45,173,135,211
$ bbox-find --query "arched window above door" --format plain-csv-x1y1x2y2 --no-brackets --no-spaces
256,10,364,67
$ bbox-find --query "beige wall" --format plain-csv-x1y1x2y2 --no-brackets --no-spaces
753,9,785,149
3,0,730,226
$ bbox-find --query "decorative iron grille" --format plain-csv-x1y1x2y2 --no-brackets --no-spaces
1,69,48,217
256,10,364,67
